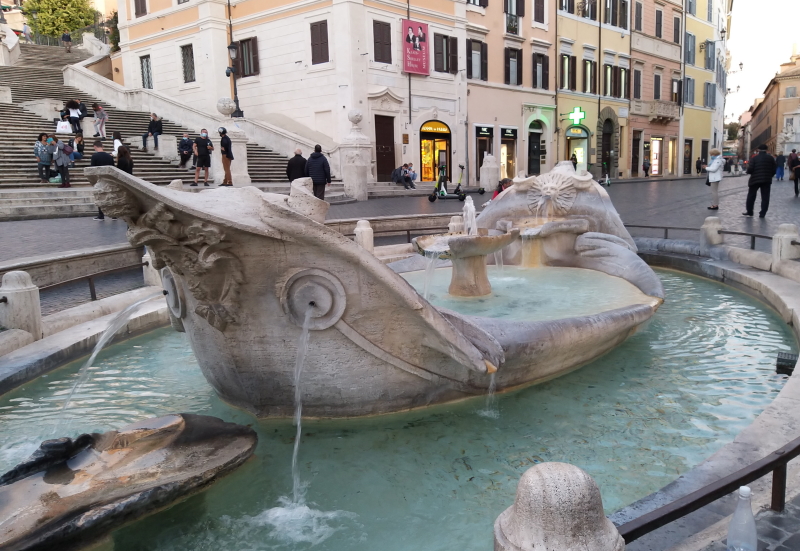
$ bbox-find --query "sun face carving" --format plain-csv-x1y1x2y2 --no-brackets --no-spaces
527,171,578,216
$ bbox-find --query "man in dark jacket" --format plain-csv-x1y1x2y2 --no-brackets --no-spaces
304,144,331,200
286,149,307,182
178,133,193,168
775,152,786,180
695,157,703,174
744,144,777,218
76,99,88,120
141,113,163,151
218,127,234,186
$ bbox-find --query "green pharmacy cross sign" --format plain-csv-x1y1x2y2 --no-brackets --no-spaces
568,107,586,125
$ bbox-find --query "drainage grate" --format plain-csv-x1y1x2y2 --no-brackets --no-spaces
777,352,799,376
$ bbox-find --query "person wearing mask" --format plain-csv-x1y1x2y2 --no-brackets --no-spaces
192,129,213,186
178,133,193,169
65,100,82,134
68,133,85,167
141,113,163,152
90,140,115,220
47,136,71,188
407,163,417,183
285,148,306,181
92,103,108,138
112,131,123,157
402,164,416,189
116,145,134,175
34,133,52,184
304,144,331,200
703,149,724,210
744,144,777,218
61,31,72,53
775,152,786,181
218,127,234,187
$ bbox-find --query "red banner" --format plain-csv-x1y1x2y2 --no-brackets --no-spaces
402,19,429,76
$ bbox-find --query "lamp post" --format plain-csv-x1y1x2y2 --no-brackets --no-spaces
226,41,244,118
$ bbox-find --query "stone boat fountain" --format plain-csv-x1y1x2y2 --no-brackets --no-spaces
87,161,663,418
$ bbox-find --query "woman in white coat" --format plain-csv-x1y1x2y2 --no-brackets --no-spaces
705,149,725,210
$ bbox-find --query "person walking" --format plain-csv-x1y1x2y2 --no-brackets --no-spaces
304,144,331,200
61,31,72,53
141,113,162,152
790,150,800,197
65,100,82,134
744,144,777,218
34,133,51,184
90,140,115,220
218,127,234,186
642,158,651,177
775,152,786,181
112,131,123,157
695,157,703,175
704,149,724,210
191,129,213,186
22,23,33,44
47,136,71,188
116,145,134,175
178,133,193,169
91,103,108,138
68,133,84,167
286,148,306,181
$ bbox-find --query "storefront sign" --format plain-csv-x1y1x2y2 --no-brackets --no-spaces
566,126,589,138
421,121,450,133
402,19,429,76
476,126,493,137
501,128,517,139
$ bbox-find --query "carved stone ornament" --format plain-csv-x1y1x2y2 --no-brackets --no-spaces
523,171,578,216
94,180,243,332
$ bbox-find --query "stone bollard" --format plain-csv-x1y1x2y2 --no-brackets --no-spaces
449,215,465,234
0,271,43,340
339,110,371,201
153,133,178,162
354,220,374,253
700,216,724,255
772,224,800,266
494,462,625,551
142,251,161,287
480,153,500,189
227,128,252,188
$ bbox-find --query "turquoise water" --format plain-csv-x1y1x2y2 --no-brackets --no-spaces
0,269,796,551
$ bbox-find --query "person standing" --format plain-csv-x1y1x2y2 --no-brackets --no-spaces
112,131,123,157
642,158,651,177
304,144,331,200
47,136,71,188
218,127,234,186
116,145,134,175
91,103,108,138
704,149,724,210
22,23,32,44
141,113,162,152
789,150,800,197
192,129,213,186
570,153,578,171
775,152,786,181
178,133,193,169
61,31,72,53
90,140,115,220
744,144,777,218
65,100,82,134
34,133,52,184
695,157,704,175
286,148,306,181
76,99,88,124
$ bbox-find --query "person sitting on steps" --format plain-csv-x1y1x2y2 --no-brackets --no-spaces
90,140,116,221
141,113,162,152
68,133,84,167
178,133,193,169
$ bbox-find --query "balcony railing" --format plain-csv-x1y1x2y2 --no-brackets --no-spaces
630,99,680,122
505,13,520,35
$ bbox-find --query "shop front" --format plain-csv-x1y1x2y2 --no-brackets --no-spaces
420,120,451,182
475,125,493,181
565,125,590,172
527,121,544,176
500,128,517,179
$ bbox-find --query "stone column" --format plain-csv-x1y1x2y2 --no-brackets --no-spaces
227,128,251,188
480,153,500,189
772,224,800,267
0,271,42,340
700,216,724,255
354,220,374,253
339,110,372,201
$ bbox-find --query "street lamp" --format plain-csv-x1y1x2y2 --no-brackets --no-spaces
225,41,244,118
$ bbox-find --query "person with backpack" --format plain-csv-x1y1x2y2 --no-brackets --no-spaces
92,103,108,138
47,136,71,188
34,133,52,184
141,113,163,152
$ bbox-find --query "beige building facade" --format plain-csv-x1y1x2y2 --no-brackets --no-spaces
749,51,800,155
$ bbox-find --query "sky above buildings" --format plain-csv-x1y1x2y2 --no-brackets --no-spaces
726,0,797,121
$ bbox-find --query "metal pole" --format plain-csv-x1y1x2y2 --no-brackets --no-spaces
227,0,243,118
771,464,787,512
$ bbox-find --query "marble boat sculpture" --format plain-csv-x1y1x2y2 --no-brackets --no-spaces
87,162,663,418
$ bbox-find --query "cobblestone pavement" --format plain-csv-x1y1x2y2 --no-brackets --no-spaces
0,218,129,263
40,270,145,316
700,494,800,551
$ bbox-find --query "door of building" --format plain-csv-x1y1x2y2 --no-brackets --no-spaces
565,125,589,173
631,131,641,177
683,139,692,174
500,128,517,179
528,122,543,176
651,138,662,176
476,125,493,181
701,140,709,164
419,121,451,182
601,119,614,177
375,115,395,181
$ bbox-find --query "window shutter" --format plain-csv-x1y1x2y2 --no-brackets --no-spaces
612,66,618,97
703,83,707,107
634,2,642,30
569,55,577,91
532,54,538,88
434,35,444,72
620,0,627,29
582,60,587,93
591,61,597,94
481,42,488,81
560,55,566,89
534,0,544,22
516,49,523,85
249,37,260,75
654,74,661,100
134,0,146,17
674,17,680,43
655,10,662,38
384,24,392,64
517,0,525,17
542,55,549,90
504,48,511,85
373,21,382,62
311,23,320,64
319,22,328,64
466,39,472,79
448,36,458,74
479,0,488,8
634,69,641,99
233,41,243,79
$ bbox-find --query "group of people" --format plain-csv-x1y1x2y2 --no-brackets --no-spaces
390,163,418,190
286,145,332,199
59,99,108,138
